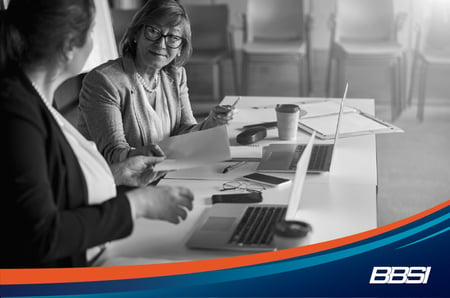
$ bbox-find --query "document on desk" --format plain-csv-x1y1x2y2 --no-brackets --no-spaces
298,101,404,139
154,125,231,171
229,145,262,160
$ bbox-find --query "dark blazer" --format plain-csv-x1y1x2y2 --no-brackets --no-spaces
0,71,133,268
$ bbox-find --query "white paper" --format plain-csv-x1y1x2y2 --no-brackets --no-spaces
300,113,390,136
165,161,260,180
229,145,262,159
154,125,231,171
299,101,356,118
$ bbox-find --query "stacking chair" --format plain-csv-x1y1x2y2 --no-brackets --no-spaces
184,4,238,116
408,4,450,121
325,0,406,121
242,0,312,97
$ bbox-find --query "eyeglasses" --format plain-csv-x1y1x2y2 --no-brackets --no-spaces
220,181,265,193
143,25,185,49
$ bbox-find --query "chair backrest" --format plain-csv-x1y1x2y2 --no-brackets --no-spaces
246,0,305,42
185,4,229,52
109,8,138,50
335,0,396,42
422,3,450,51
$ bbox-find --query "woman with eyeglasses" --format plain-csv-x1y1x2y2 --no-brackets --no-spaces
0,0,193,268
78,0,235,166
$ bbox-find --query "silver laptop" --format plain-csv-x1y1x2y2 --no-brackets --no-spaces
257,83,348,173
186,131,315,252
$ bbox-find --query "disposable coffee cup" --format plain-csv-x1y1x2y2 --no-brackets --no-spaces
275,104,300,140
273,220,312,250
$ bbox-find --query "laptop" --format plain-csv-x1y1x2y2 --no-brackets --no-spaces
256,83,348,173
186,131,315,252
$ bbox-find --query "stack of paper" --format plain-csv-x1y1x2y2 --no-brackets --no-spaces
298,101,403,139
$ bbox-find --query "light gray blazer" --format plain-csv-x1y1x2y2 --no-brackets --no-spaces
78,54,204,164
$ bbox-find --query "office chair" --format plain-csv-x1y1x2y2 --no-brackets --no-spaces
184,4,238,116
325,0,407,121
242,0,312,97
408,3,450,121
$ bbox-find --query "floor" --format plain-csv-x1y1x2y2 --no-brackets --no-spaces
375,99,450,226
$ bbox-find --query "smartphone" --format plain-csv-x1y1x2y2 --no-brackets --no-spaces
241,173,290,186
211,192,262,204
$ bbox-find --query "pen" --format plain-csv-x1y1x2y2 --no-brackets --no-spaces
222,161,246,174
231,96,240,109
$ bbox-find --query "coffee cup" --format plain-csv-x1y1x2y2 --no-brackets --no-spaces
275,104,300,140
273,220,312,250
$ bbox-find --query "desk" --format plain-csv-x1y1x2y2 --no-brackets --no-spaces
101,97,378,265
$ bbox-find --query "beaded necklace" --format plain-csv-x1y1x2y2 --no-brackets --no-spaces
136,72,160,93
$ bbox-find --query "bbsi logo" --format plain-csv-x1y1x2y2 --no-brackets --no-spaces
369,266,431,284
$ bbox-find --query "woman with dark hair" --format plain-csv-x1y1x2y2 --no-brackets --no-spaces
78,0,235,164
0,0,193,268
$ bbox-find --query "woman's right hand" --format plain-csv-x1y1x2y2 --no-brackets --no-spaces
126,185,194,224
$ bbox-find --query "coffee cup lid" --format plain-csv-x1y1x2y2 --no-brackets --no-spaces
274,220,312,238
276,104,300,113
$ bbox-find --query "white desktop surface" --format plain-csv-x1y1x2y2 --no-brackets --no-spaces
100,97,378,266
103,180,376,264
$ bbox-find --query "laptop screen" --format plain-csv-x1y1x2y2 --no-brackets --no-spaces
285,131,316,221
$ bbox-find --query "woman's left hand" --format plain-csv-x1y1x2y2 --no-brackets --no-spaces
203,105,236,128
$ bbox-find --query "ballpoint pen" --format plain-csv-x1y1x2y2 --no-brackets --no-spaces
231,96,240,109
222,161,247,174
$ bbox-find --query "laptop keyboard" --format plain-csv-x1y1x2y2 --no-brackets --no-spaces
289,144,332,171
228,206,287,246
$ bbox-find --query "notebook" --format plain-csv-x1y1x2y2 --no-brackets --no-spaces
256,83,348,173
185,131,315,251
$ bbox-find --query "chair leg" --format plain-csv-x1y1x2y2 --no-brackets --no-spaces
390,63,397,121
231,53,240,95
212,62,220,102
336,59,345,97
396,58,402,119
325,53,334,98
408,53,419,107
306,51,312,96
242,53,249,96
417,62,428,121
219,61,225,101
299,57,304,96
399,54,407,110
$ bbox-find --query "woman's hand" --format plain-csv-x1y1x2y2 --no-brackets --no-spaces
111,155,165,187
128,144,166,158
127,185,194,224
202,104,236,129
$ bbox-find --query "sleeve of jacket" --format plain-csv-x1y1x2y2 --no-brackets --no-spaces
78,68,131,164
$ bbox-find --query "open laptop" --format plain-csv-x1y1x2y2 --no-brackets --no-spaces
256,83,348,173
186,131,315,252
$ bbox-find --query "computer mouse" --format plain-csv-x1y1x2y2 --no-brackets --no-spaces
236,126,267,145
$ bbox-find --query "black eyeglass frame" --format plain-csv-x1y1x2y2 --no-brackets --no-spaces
142,25,186,49
220,181,266,193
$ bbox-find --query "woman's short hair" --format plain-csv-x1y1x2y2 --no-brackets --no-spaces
0,0,95,74
120,0,192,76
